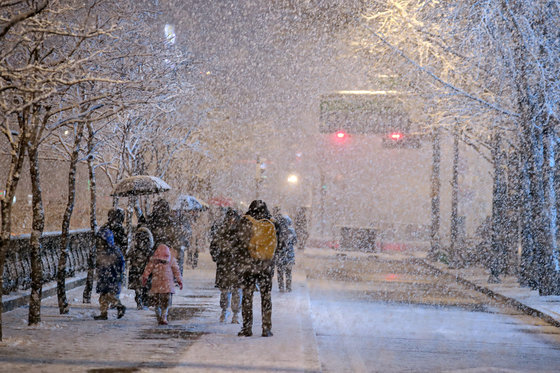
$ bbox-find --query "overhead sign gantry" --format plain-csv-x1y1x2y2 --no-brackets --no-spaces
319,90,421,148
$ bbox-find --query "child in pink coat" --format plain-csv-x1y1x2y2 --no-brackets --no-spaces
142,243,183,325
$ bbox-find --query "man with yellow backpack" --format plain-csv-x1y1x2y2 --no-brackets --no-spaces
235,200,279,337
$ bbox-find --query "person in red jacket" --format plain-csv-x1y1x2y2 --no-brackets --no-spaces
142,243,183,325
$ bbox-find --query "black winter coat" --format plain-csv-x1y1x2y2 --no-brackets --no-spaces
96,228,125,295
210,222,241,290
276,226,296,267
128,225,154,290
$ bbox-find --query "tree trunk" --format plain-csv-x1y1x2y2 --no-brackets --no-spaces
0,132,27,340
83,124,98,303
489,130,508,282
555,129,560,270
518,126,538,288
539,123,560,294
530,127,555,295
57,123,85,313
520,118,556,294
429,126,441,258
449,125,460,265
28,144,45,325
506,147,521,276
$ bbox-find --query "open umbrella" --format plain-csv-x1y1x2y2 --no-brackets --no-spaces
173,194,209,211
208,195,233,207
111,175,171,197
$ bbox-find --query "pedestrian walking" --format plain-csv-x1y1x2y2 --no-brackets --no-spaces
150,199,182,269
294,206,309,251
93,226,126,320
236,200,279,337
142,243,183,325
172,208,191,276
210,207,243,324
184,210,200,269
106,208,127,254
128,215,154,309
275,215,297,292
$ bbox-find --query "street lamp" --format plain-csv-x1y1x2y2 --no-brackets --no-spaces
287,174,298,185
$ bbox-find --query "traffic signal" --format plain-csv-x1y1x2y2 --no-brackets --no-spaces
381,132,421,149
390,132,402,140
331,130,350,145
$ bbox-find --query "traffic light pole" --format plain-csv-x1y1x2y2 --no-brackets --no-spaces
255,155,261,199
255,155,266,200
320,171,326,237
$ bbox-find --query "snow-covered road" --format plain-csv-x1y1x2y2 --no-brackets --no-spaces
305,249,560,372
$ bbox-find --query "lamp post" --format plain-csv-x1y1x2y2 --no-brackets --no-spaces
287,174,298,185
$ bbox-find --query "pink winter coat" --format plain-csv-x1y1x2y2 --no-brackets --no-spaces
142,244,183,294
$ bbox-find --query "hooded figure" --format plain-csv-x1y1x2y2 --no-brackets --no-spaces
149,199,182,270
142,243,183,325
94,225,126,320
293,207,309,251
106,208,127,252
210,207,242,323
275,215,297,292
128,215,154,309
236,200,279,337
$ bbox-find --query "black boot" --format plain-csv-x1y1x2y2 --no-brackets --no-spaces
117,305,126,319
238,328,252,337
262,329,273,337
93,313,108,320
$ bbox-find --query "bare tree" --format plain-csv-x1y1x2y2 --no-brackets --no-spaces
0,0,128,329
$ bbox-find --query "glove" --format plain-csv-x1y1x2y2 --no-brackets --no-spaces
142,277,147,287
178,281,183,290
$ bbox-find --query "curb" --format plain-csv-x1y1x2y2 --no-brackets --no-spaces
2,274,87,313
411,258,560,329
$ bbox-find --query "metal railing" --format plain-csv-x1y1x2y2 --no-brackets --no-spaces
3,229,93,294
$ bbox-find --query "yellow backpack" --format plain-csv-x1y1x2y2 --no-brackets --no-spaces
244,215,277,260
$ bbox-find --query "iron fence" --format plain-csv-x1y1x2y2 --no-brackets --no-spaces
2,229,93,294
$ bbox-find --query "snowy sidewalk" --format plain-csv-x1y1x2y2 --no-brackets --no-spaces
418,257,560,328
0,251,321,372
160,252,321,373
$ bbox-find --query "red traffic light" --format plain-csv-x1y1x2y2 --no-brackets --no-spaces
327,129,353,147
390,132,402,140
330,130,350,145
382,132,422,149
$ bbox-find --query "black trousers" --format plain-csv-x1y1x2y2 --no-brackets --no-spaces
241,269,273,333
277,264,293,291
134,286,149,308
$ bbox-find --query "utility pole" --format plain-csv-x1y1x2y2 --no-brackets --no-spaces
320,171,326,236
255,155,265,200
255,155,260,199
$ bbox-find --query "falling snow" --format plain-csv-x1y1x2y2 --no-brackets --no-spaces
1,1,560,372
